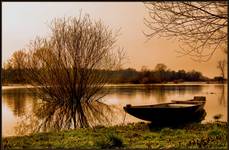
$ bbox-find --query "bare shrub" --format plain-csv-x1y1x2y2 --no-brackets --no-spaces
23,14,124,128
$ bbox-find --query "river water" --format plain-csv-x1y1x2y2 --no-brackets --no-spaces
2,83,227,137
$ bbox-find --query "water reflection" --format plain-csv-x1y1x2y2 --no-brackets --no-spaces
2,84,227,137
14,100,120,135
215,84,226,106
2,89,35,117
104,84,203,104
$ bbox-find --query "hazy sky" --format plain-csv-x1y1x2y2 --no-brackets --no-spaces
2,2,227,78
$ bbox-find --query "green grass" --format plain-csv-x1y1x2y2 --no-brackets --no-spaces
3,121,228,149
95,132,124,149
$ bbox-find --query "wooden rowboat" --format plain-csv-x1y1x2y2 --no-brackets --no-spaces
171,96,206,105
123,96,206,124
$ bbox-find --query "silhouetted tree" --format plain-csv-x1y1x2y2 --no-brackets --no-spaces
9,50,27,69
3,50,27,83
154,63,167,72
23,14,123,128
144,2,227,61
217,59,226,79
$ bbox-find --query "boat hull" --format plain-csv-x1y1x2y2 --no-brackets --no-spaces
124,97,206,125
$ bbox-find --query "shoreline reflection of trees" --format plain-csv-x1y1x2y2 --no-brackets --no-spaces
15,100,120,135
5,85,204,135
2,89,33,117
214,84,226,106
104,85,203,103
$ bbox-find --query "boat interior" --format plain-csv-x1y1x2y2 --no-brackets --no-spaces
125,102,198,108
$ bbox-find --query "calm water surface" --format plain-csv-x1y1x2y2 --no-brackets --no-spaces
2,83,227,137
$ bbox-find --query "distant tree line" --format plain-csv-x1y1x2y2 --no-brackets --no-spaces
109,64,208,84
2,59,208,84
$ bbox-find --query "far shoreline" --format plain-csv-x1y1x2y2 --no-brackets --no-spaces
2,81,227,89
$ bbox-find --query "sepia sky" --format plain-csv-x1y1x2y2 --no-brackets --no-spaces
2,2,227,78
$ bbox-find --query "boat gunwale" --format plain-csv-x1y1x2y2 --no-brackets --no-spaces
124,102,202,109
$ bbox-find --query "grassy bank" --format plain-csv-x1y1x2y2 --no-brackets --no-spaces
3,121,228,149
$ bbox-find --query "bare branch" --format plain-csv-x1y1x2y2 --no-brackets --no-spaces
144,2,228,61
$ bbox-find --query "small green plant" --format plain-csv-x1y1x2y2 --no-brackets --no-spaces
160,128,173,136
175,129,185,135
208,126,224,137
94,132,124,149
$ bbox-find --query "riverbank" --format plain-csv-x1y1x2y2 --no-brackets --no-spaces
3,121,227,149
2,81,226,87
